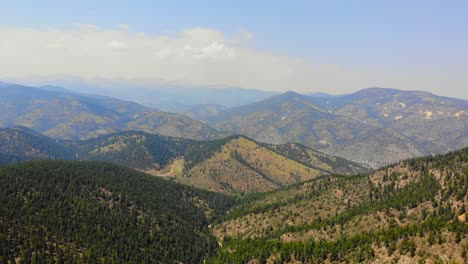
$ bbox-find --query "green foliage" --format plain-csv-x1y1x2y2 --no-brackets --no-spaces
68,130,194,170
183,135,240,171
0,160,235,263
208,218,468,263
211,147,468,262
0,127,75,160
266,142,369,174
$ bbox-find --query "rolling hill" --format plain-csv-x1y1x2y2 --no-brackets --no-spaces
208,88,468,166
0,128,367,194
209,147,468,263
0,83,224,140
178,135,367,193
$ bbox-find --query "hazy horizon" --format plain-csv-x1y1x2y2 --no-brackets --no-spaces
1,1,467,99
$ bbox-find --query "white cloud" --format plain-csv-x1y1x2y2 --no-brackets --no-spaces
107,40,127,49
0,24,466,97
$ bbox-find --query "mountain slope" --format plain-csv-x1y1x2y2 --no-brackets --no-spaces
209,89,467,166
0,160,234,263
44,79,277,112
0,127,75,160
181,136,327,193
0,128,367,193
210,148,468,263
67,132,367,193
308,87,468,154
0,83,224,140
64,130,193,171
209,91,426,166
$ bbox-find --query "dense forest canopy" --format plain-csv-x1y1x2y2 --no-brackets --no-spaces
0,160,234,263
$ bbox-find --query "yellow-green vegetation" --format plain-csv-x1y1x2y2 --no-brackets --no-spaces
180,136,358,193
64,132,366,194
209,148,468,263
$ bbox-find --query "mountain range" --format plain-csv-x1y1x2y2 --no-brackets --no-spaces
1,82,466,166
0,83,224,141
33,79,278,112
207,88,468,166
0,127,367,193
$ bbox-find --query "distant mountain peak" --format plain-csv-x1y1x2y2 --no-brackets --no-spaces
281,90,305,98
39,85,73,94
352,87,403,97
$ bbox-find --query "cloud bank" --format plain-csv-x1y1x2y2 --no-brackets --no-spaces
0,24,466,97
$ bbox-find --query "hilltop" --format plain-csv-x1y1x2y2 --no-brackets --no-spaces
0,128,367,194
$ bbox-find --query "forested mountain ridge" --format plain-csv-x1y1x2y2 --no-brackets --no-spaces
209,147,468,263
0,160,234,263
1,145,465,263
0,128,367,194
64,130,194,171
0,83,224,140
208,88,467,166
64,132,368,193
0,127,75,161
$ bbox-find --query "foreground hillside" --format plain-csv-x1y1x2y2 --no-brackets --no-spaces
0,160,234,263
0,83,224,140
209,89,468,166
209,148,468,263
0,128,367,194
0,145,466,263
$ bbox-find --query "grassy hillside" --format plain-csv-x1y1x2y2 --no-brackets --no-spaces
0,83,224,141
180,136,367,193
209,148,468,263
1,129,367,194
68,132,367,193
266,142,370,175
0,160,234,263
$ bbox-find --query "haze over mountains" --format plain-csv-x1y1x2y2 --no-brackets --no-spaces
207,88,468,166
1,82,466,167
0,83,224,140
32,79,278,113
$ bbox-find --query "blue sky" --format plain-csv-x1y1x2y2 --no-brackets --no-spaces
1,0,467,97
